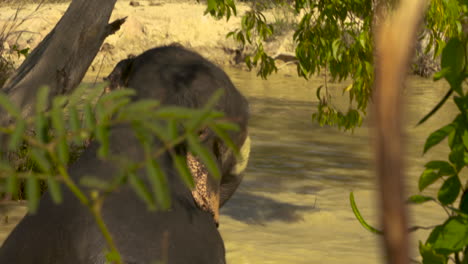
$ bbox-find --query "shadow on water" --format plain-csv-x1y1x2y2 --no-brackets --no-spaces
221,191,318,225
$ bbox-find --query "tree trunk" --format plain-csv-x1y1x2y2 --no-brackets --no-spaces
1,0,125,124
373,1,426,264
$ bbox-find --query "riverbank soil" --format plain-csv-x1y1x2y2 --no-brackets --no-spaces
0,0,297,79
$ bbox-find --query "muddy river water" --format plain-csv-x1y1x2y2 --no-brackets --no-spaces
0,68,461,263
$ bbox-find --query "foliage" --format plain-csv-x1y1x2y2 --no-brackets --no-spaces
207,0,466,131
350,27,468,264
0,84,238,263
205,0,468,263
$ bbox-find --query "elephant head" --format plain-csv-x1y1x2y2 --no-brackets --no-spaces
105,45,251,223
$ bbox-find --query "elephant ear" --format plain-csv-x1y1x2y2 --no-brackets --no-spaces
104,57,135,92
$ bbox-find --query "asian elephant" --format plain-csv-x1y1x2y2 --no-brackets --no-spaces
0,45,250,264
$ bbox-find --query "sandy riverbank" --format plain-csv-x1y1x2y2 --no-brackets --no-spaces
0,0,297,78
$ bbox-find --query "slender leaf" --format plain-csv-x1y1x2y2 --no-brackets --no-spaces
407,195,435,204
419,242,447,264
98,88,135,105
425,161,455,176
419,169,441,191
349,192,383,234
80,176,111,190
51,99,66,136
128,172,156,210
417,89,453,125
449,145,464,172
8,119,26,151
6,174,18,197
146,160,170,210
118,100,160,120
30,149,51,173
187,134,220,179
26,174,39,214
83,103,96,130
172,154,195,189
431,217,468,253
438,175,461,205
57,137,69,165
47,175,62,203
96,124,110,159
69,107,81,144
424,124,456,153
35,113,49,143
0,92,20,118
210,123,239,156
460,190,468,214
35,86,50,114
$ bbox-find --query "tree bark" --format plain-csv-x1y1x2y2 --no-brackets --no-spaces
1,0,125,124
373,1,427,264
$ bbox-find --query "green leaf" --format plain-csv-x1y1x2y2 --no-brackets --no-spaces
407,195,435,204
438,175,461,205
35,113,49,143
69,107,81,144
96,125,110,159
98,88,135,105
8,119,26,151
210,123,239,156
453,96,468,114
425,161,455,176
187,134,220,180
419,242,447,264
433,67,451,81
30,149,51,173
172,154,195,189
79,176,111,190
35,86,50,113
460,190,468,214
419,169,441,191
206,0,216,11
83,103,96,131
57,137,69,165
154,106,195,119
349,192,383,234
67,83,90,108
211,121,239,132
142,122,170,142
47,175,62,204
431,217,468,253
128,172,156,210
417,89,453,126
462,131,468,150
332,39,340,60
424,124,455,153
0,92,21,118
449,145,464,172
6,174,18,197
51,98,66,136
118,100,160,120
168,119,179,141
105,250,122,263
186,89,224,131
26,174,39,214
441,38,465,95
146,159,170,210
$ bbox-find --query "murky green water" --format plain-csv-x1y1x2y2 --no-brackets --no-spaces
0,68,461,263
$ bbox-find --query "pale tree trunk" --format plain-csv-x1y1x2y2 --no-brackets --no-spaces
1,0,125,124
373,1,427,264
